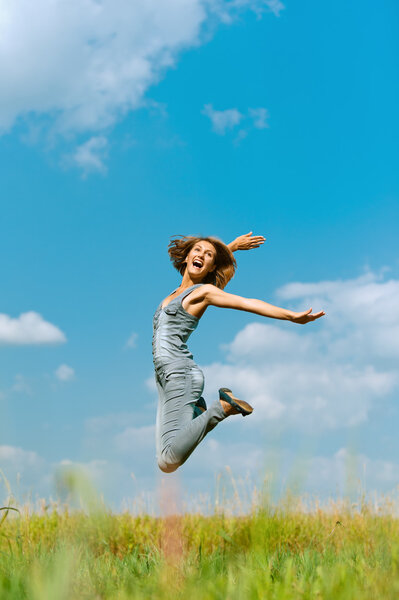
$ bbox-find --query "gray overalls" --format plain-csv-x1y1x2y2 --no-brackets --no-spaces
152,284,226,473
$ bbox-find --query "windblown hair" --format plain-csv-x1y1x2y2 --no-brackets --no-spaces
168,235,236,289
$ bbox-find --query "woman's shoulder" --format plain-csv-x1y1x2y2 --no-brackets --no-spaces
182,283,216,304
197,283,218,294
188,283,214,295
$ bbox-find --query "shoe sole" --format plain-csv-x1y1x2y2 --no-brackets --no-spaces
219,387,253,417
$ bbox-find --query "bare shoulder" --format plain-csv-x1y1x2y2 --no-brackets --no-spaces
181,284,216,319
182,284,228,316
196,284,223,302
184,284,247,314
200,283,218,295
187,284,230,307
185,283,215,305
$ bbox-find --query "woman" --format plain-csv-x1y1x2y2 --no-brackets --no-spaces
153,232,324,473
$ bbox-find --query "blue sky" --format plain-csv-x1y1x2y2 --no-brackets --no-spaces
1,0,399,510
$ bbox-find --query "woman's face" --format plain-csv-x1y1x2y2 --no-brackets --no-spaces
184,240,216,281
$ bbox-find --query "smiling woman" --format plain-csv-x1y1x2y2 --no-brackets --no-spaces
152,232,325,473
168,236,237,289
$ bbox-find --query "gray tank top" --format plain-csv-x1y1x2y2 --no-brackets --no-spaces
152,284,203,369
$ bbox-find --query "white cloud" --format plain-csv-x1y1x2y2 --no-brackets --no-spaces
211,0,285,23
55,459,126,505
125,332,138,349
0,444,125,506
146,374,157,392
114,425,155,455
69,136,108,175
276,270,399,363
263,0,285,17
203,104,270,138
234,129,248,144
249,107,269,129
187,437,265,476
0,312,66,345
0,0,282,137
11,374,31,395
0,445,42,468
0,445,46,500
55,364,75,382
200,269,399,431
85,412,138,435
183,442,399,505
1,439,397,509
298,448,399,497
202,104,243,134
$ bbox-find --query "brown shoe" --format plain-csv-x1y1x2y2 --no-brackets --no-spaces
219,388,253,417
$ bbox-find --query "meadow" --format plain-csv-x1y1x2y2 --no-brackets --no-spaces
1,475,399,600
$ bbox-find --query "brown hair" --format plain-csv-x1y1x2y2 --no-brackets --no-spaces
168,235,236,289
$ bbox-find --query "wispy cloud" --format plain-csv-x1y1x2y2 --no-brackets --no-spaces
68,136,108,176
11,374,32,395
55,364,75,382
1,439,397,508
0,445,43,471
0,0,282,138
114,425,155,455
211,0,285,23
202,104,244,134
249,107,270,129
0,444,124,504
203,104,270,139
263,0,285,17
125,332,138,349
0,312,66,345
200,269,399,431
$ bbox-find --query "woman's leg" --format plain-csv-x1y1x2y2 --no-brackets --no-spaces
155,362,226,473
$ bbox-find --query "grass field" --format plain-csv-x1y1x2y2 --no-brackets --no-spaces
1,482,399,600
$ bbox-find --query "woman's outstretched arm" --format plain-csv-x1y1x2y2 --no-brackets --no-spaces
198,284,325,324
228,231,265,252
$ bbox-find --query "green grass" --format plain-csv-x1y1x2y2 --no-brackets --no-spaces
1,495,399,599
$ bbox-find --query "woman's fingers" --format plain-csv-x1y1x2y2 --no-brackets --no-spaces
312,311,325,319
306,310,325,322
249,236,266,244
245,232,265,240
236,233,266,250
294,308,325,323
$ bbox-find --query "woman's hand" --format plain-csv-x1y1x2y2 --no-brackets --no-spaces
228,231,266,252
290,308,325,324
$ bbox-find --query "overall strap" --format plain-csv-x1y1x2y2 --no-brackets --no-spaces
163,284,203,315
179,283,203,301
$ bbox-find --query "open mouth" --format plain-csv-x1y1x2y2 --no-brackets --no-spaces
192,259,203,269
